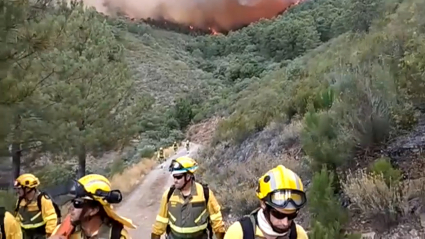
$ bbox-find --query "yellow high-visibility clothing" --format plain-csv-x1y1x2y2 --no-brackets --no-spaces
16,193,58,238
3,211,23,239
152,182,226,238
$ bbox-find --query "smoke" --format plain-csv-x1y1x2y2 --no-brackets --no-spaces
81,0,301,31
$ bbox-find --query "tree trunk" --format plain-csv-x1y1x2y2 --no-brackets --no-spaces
11,142,21,181
77,144,86,178
77,120,86,178
11,114,22,184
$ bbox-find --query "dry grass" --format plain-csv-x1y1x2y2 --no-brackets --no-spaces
342,170,425,229
110,158,157,195
187,117,221,145
162,147,176,159
110,146,176,195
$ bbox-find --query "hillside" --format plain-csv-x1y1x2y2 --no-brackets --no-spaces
186,0,425,237
2,0,425,237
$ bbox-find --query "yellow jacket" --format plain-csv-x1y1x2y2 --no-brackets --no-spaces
224,220,308,239
16,194,58,234
51,223,131,239
152,182,226,236
3,211,23,239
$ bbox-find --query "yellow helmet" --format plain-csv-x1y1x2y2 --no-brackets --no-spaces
15,173,40,188
72,174,119,206
169,156,198,175
256,165,306,211
71,174,136,229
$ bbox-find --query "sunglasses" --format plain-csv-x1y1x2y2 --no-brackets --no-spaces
173,174,184,180
269,208,298,220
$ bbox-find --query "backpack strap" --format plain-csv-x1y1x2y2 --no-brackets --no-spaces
110,223,124,239
14,197,23,216
202,184,209,203
239,208,261,239
239,216,255,239
201,184,212,239
289,221,297,239
166,185,176,202
36,193,43,211
165,186,176,235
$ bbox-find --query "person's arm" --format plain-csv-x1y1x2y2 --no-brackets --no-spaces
151,190,170,238
40,196,58,236
223,221,243,239
206,190,226,238
4,212,23,239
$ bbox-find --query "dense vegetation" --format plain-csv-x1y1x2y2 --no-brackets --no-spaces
2,0,425,236
189,0,425,237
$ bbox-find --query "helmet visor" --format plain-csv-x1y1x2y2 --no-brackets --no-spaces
169,160,185,174
69,180,91,199
266,189,306,210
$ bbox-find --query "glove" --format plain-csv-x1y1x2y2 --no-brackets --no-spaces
151,233,161,239
215,232,225,239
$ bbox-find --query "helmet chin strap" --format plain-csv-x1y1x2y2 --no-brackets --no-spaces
20,187,36,200
177,173,192,190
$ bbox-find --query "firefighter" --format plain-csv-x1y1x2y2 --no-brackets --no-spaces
224,165,308,239
14,173,58,239
158,147,165,163
185,140,190,152
151,156,226,239
0,206,22,239
173,141,178,152
49,174,136,239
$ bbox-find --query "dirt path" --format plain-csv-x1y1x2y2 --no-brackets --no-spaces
117,143,201,238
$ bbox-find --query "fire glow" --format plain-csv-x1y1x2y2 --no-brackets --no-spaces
87,0,306,34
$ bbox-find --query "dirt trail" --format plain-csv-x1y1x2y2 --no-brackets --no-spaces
117,143,201,238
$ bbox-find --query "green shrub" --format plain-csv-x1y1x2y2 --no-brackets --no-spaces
0,190,17,211
369,157,402,186
36,165,75,188
308,167,348,239
107,159,127,177
138,145,156,158
301,111,353,172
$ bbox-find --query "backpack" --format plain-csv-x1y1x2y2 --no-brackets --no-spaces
238,209,297,239
15,192,62,224
166,183,213,239
0,207,5,239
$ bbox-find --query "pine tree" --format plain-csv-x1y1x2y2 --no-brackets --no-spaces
39,3,152,177
0,0,63,178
